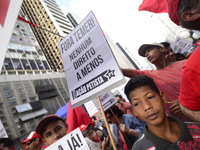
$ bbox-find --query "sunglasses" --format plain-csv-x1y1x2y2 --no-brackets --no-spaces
26,138,36,146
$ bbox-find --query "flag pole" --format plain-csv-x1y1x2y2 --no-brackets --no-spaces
17,16,64,38
97,97,117,150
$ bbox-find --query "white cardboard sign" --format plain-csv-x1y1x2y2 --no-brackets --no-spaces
170,37,193,57
45,128,90,150
0,120,8,138
84,101,99,117
92,91,117,112
193,30,200,38
59,11,125,108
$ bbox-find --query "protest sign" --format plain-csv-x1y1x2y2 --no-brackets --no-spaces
45,128,90,150
0,120,8,138
92,91,117,112
84,101,99,117
170,37,193,57
193,30,200,38
59,11,125,108
0,0,23,73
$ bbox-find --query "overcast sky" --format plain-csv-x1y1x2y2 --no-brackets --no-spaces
56,0,165,51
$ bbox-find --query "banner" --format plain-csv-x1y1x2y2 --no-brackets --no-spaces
170,37,193,57
92,91,117,113
0,0,23,73
0,120,8,138
193,30,200,38
59,11,125,108
45,128,90,150
84,101,99,117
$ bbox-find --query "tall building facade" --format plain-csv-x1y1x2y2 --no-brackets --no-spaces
0,10,69,149
116,42,140,70
21,0,74,71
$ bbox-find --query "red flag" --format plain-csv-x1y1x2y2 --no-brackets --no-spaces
0,0,11,27
139,0,168,13
17,16,41,28
66,100,94,133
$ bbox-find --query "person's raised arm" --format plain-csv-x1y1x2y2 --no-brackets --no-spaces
121,68,135,78
180,103,200,123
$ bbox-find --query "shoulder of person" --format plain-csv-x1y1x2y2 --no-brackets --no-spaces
132,134,155,150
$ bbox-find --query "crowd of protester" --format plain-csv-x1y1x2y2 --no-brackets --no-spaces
1,0,200,149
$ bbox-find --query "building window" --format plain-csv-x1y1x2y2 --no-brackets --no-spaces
20,129,26,135
36,60,44,69
8,101,16,106
12,59,23,70
22,99,26,103
28,60,38,70
6,95,15,101
21,59,30,69
42,60,50,69
4,58,14,70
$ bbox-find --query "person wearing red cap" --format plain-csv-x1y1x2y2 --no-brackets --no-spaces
167,0,200,123
79,124,116,150
36,114,68,146
0,138,15,150
121,43,192,122
22,131,43,150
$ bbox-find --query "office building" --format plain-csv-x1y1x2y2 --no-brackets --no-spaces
0,10,69,149
116,42,140,70
21,0,74,71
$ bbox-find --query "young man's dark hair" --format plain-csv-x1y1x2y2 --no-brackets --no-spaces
160,42,170,49
125,75,160,103
0,138,15,150
115,94,122,99
91,116,96,121
175,53,186,61
105,105,124,117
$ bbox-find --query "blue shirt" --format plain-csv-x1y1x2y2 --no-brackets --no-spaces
113,114,144,150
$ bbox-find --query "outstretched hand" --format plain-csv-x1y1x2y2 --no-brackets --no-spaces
102,136,109,150
119,124,129,133
168,99,183,115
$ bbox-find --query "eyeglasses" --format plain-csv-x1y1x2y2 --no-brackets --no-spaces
26,138,36,146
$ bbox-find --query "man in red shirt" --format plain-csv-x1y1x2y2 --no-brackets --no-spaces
167,0,200,122
122,43,192,122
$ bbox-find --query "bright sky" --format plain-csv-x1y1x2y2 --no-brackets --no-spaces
56,0,165,52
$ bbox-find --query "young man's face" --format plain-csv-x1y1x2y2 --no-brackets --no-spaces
145,47,163,64
42,120,68,145
85,129,98,142
129,85,167,126
106,113,117,124
164,46,176,62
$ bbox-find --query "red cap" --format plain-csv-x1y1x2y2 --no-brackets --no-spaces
79,124,91,132
22,131,42,144
36,114,64,136
167,0,180,25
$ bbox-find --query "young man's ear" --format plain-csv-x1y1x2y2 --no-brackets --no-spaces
42,138,47,145
160,91,167,104
181,9,200,21
160,47,165,53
